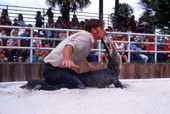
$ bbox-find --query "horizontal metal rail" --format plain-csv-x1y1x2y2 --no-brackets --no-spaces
0,25,170,63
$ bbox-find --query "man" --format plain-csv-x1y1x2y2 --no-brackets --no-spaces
42,19,106,90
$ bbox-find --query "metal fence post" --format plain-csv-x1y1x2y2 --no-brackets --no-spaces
155,35,158,62
98,40,102,62
127,33,131,63
30,27,34,62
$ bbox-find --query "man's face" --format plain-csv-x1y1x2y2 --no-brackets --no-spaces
93,26,106,40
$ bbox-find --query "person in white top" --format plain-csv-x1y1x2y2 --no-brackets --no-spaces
17,14,26,27
114,35,128,63
42,19,106,90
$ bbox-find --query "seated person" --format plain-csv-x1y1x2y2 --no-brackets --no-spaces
6,30,21,61
115,35,128,63
26,50,42,62
164,39,170,63
0,51,8,62
135,43,148,63
33,32,42,47
145,38,155,62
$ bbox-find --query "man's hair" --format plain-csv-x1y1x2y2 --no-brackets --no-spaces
85,19,104,32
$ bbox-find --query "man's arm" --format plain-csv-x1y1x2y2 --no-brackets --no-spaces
62,44,79,68
83,58,96,69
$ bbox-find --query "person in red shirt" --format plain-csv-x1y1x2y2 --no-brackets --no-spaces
164,39,170,62
145,38,155,62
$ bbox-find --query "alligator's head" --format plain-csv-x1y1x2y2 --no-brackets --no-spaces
101,39,122,71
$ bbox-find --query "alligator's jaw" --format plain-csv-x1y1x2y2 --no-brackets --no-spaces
101,39,122,71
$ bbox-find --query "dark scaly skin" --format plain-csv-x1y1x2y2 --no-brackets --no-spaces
77,39,125,88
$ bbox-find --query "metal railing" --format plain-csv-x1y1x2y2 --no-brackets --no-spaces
0,4,111,28
0,25,170,63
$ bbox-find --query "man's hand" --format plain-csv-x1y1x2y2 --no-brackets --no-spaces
62,59,80,68
62,44,79,68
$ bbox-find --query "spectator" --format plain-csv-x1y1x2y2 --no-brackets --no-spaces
126,26,133,33
10,21,24,37
112,23,118,32
45,18,55,38
0,33,3,52
110,34,117,41
114,35,128,63
41,34,48,46
54,16,67,35
63,18,71,29
126,36,142,62
20,25,32,47
134,41,148,63
35,11,44,27
33,32,42,47
40,51,49,62
7,30,21,47
26,50,42,62
0,51,8,62
19,24,32,61
0,16,9,26
129,15,137,32
0,16,11,35
164,38,170,63
136,18,149,33
59,31,66,39
108,26,113,32
71,14,79,25
122,16,131,31
42,41,50,53
70,19,79,29
0,28,7,48
78,21,85,30
145,38,155,62
12,18,19,26
105,29,112,40
6,30,21,61
0,9,11,25
44,7,54,19
17,13,26,27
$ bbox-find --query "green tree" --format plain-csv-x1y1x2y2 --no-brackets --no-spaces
139,0,170,30
118,3,133,15
111,3,133,23
45,0,91,21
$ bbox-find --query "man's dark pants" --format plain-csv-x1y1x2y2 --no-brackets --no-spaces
41,63,85,90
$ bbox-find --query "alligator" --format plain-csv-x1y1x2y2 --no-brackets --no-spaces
20,39,125,90
77,39,124,88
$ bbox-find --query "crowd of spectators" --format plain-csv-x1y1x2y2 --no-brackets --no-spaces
101,12,170,63
0,8,170,63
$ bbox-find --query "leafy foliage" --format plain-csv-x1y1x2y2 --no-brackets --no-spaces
139,0,170,30
111,3,133,24
45,0,91,20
